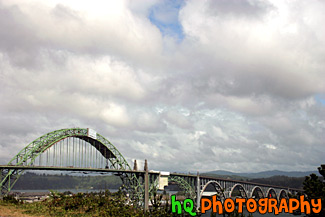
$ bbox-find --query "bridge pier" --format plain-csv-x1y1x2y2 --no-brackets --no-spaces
144,160,149,211
196,172,200,211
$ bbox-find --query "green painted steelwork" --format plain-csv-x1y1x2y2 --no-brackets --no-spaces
0,128,144,204
168,176,196,201
0,165,160,174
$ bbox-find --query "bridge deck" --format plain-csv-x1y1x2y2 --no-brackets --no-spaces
0,165,159,175
1,165,303,192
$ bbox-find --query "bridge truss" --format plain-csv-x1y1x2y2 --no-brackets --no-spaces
0,128,151,204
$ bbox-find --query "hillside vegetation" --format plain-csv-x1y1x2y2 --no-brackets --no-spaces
13,172,122,190
13,171,307,191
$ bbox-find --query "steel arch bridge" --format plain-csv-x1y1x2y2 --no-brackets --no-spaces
0,128,149,203
0,127,304,210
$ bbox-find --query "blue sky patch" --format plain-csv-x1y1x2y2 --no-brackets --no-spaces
315,94,325,105
149,0,184,41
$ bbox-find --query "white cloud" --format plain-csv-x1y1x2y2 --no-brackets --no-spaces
0,0,324,173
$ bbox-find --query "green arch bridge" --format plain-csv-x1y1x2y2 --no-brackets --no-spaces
0,128,303,209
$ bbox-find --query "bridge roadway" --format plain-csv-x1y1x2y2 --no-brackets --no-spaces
0,165,302,195
0,165,159,175
1,164,305,212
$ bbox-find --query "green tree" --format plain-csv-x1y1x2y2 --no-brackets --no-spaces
303,165,325,216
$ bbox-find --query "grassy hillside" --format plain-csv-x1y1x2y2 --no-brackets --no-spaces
249,175,305,189
206,169,317,178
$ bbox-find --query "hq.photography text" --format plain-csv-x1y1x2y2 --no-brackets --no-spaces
171,195,322,216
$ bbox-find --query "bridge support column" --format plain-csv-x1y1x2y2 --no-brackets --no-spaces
133,159,138,171
196,171,200,211
0,169,2,197
144,159,149,211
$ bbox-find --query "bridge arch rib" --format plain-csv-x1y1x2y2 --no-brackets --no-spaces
7,128,131,170
230,184,248,199
250,186,264,199
168,176,196,201
266,188,277,199
278,189,288,200
0,128,141,198
200,180,225,202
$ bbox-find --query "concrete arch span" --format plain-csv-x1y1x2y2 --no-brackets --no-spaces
278,189,288,200
200,180,226,202
230,184,248,199
266,188,277,199
251,186,264,199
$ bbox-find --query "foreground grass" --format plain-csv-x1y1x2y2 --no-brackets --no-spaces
1,190,178,217
0,202,39,217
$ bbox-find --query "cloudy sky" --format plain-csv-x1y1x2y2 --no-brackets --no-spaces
0,0,324,173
